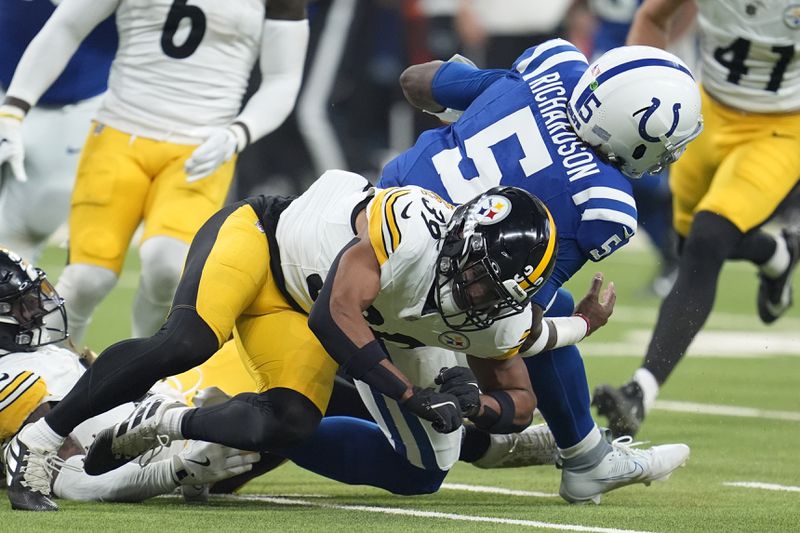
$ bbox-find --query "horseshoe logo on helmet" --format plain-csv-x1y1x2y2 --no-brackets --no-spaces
637,97,681,143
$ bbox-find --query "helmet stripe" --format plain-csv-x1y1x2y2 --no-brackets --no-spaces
574,58,694,110
519,207,557,290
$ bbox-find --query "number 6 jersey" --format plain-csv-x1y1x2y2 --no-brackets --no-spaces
97,0,266,142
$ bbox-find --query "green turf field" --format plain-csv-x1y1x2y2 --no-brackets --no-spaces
2,243,798,532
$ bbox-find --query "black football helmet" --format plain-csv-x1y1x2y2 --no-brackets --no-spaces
435,186,557,332
0,249,67,353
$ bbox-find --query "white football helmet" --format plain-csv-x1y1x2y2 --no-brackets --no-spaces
568,45,703,178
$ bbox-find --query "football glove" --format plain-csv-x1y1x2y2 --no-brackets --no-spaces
184,124,247,182
435,366,481,418
401,386,462,434
0,105,27,183
171,440,260,486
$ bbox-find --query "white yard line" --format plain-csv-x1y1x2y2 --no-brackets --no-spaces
653,400,800,422
224,494,657,533
594,306,800,331
584,329,800,358
723,482,800,493
441,483,558,498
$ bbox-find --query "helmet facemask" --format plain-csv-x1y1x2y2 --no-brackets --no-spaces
434,193,545,332
0,269,68,353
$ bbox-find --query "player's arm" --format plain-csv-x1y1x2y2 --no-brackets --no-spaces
627,0,689,48
0,0,119,181
462,355,536,434
518,273,616,357
308,223,462,434
399,56,506,120
3,0,119,112
184,0,309,181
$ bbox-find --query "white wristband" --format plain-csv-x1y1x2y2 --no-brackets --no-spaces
517,315,589,358
547,315,589,348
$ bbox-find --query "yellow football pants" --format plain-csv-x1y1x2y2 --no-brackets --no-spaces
68,123,235,272
671,87,800,236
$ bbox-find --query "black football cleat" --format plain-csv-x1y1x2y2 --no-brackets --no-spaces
592,381,645,439
3,435,58,511
758,228,800,324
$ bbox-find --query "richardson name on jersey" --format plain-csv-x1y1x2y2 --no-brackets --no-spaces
525,71,600,181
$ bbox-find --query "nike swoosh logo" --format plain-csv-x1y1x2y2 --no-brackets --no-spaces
0,373,8,381
595,461,645,482
400,203,412,219
430,401,457,410
186,456,211,467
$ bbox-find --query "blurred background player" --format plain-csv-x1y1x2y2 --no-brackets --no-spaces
0,0,309,344
0,249,258,510
0,0,116,264
593,0,800,438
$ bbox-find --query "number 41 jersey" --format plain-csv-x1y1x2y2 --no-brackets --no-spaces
696,0,800,113
97,0,266,142
379,39,637,309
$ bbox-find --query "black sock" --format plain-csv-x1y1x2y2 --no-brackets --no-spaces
643,212,742,384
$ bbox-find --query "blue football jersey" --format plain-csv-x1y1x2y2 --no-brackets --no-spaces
589,0,643,56
378,39,637,309
0,0,117,105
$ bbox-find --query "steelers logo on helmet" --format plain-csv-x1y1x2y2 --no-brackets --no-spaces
784,5,800,28
434,186,558,332
474,195,512,226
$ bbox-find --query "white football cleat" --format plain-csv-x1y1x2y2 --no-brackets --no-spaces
172,440,259,486
559,437,690,504
472,424,557,468
84,394,185,475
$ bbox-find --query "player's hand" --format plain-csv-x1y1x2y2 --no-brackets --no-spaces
435,366,481,417
0,105,28,183
574,272,616,336
402,386,463,434
171,440,260,485
184,126,241,182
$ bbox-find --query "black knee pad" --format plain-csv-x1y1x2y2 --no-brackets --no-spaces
235,388,322,451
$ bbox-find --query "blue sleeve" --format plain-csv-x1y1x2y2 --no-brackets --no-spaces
577,219,635,262
531,238,587,309
431,62,507,111
377,156,403,188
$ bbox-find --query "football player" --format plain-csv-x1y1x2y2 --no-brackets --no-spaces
5,170,613,511
593,0,800,438
0,249,258,509
0,0,309,344
0,0,116,264
371,41,701,501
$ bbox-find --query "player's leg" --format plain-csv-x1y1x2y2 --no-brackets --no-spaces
0,94,100,263
8,201,267,500
54,124,151,345
132,146,236,337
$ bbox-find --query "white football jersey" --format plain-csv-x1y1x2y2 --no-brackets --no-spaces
0,345,135,448
96,0,266,143
278,170,533,360
697,0,800,112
